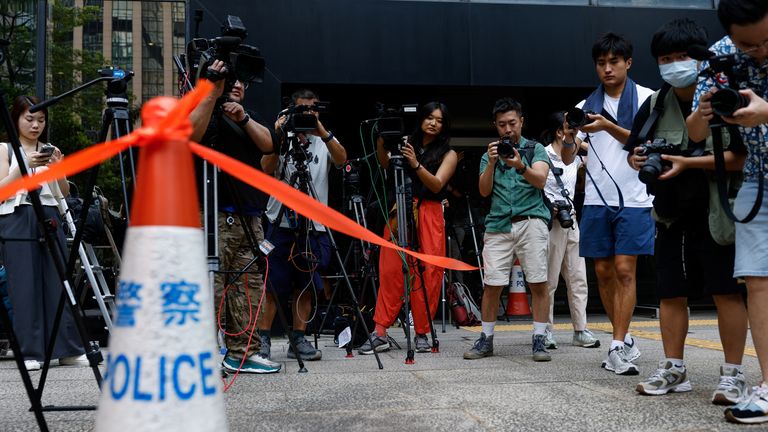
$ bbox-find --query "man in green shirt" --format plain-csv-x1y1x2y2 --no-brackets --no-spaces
464,98,552,362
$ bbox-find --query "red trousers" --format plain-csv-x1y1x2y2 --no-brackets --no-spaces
373,200,445,335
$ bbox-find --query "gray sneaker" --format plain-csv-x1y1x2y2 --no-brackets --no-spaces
464,333,493,360
572,329,601,348
414,334,430,353
713,365,747,405
636,360,692,395
544,330,557,349
259,334,272,359
287,335,322,361
624,336,641,362
358,332,390,355
532,334,552,362
605,346,639,375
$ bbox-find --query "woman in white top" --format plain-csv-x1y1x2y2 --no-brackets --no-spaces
0,96,86,371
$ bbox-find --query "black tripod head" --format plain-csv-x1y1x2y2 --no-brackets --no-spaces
99,67,133,108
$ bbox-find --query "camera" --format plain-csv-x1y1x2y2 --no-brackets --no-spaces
373,103,418,154
552,200,574,229
637,138,681,185
281,101,329,134
565,107,596,129
38,143,55,157
710,88,749,117
496,136,517,159
343,161,361,196
186,15,265,89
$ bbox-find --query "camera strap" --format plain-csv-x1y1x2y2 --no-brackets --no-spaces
580,133,625,213
712,123,762,223
637,83,672,145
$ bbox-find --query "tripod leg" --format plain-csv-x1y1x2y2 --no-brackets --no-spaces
401,261,415,364
414,262,439,353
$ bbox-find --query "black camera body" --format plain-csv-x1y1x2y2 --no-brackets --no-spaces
343,161,361,196
497,136,517,159
552,199,574,229
688,45,751,119
566,107,596,129
187,15,265,90
282,102,329,134
374,104,418,154
638,138,681,185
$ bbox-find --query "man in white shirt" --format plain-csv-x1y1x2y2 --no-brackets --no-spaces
575,33,654,375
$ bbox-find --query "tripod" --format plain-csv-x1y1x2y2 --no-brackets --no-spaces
271,133,383,369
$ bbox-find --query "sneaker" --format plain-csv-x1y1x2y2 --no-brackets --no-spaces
59,354,90,366
605,346,639,375
544,330,557,350
414,334,430,353
636,360,692,395
259,334,272,360
624,336,641,362
573,329,601,348
358,332,390,355
532,334,552,362
221,353,281,374
713,365,747,405
725,383,768,424
24,360,41,371
287,335,322,361
463,333,494,360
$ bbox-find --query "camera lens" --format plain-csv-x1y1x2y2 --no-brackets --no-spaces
711,88,749,117
638,153,664,185
566,108,586,129
497,138,514,158
557,209,573,228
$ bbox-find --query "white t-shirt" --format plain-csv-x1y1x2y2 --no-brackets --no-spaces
576,84,655,207
544,144,581,215
265,134,333,231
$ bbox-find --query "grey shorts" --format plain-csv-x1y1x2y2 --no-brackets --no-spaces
482,218,549,286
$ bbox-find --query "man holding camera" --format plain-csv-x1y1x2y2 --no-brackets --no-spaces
463,98,552,362
258,89,347,362
686,0,768,423
189,60,281,374
576,33,655,375
625,18,748,404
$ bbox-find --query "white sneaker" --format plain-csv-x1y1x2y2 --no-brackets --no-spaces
24,360,41,371
713,365,747,405
636,360,692,395
58,354,90,366
624,336,641,362
605,346,639,375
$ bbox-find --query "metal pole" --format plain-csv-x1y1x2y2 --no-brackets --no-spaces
35,0,47,100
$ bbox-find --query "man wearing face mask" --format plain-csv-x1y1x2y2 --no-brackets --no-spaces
625,19,748,402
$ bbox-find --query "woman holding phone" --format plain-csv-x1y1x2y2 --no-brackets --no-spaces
0,96,86,371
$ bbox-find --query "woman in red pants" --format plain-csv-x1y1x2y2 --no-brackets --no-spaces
360,102,457,354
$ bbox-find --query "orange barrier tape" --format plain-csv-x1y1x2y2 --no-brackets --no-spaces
0,80,477,272
190,143,477,271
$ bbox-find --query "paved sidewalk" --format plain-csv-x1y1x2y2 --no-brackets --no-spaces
0,312,762,431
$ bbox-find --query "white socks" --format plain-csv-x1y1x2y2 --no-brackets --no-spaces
481,321,495,337
533,322,548,336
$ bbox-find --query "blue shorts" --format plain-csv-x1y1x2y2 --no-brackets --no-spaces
734,182,768,278
265,224,331,296
579,205,654,258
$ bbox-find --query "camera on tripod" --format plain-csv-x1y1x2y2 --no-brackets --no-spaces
565,107,597,129
343,161,361,195
637,138,680,185
373,103,418,154
281,101,330,134
186,15,265,90
687,45,751,118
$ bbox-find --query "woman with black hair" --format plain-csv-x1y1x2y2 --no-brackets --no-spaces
360,102,458,354
0,96,86,371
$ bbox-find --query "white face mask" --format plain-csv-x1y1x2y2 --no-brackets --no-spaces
659,59,698,88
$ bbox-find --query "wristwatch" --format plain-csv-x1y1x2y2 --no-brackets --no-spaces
516,165,527,175
321,131,335,143
236,114,250,127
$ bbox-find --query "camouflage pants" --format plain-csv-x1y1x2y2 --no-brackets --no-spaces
215,212,264,356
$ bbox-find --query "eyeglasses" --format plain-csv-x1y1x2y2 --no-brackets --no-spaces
234,81,249,90
737,39,768,56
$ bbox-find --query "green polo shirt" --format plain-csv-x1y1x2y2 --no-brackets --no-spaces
479,137,551,233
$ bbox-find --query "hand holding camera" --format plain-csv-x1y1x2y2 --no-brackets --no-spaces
400,142,418,168
491,136,523,170
720,88,768,128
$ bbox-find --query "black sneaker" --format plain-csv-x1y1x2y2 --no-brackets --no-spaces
414,334,430,353
259,334,272,359
287,335,322,361
464,333,493,360
358,332,391,355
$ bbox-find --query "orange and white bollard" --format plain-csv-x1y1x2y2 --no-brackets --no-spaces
505,259,531,317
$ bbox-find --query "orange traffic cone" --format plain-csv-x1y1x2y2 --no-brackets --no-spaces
94,97,227,431
506,259,531,317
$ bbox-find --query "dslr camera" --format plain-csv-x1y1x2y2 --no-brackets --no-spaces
373,103,418,154
496,136,517,159
565,107,597,129
186,15,265,90
688,45,751,118
552,200,574,229
637,138,680,185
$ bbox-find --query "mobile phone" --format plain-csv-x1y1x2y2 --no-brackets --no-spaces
39,144,55,156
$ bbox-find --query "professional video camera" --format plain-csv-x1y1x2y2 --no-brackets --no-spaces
496,136,517,159
373,103,418,154
687,45,751,118
343,160,361,196
566,107,597,129
637,138,681,185
552,200,574,229
186,15,265,90
281,101,330,134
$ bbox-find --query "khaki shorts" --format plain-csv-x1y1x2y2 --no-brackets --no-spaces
482,218,549,286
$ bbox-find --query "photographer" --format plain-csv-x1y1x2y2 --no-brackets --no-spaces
540,111,600,350
685,0,768,423
189,60,281,374
258,89,347,362
463,98,552,362
625,19,748,403
358,102,458,355
576,33,654,376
